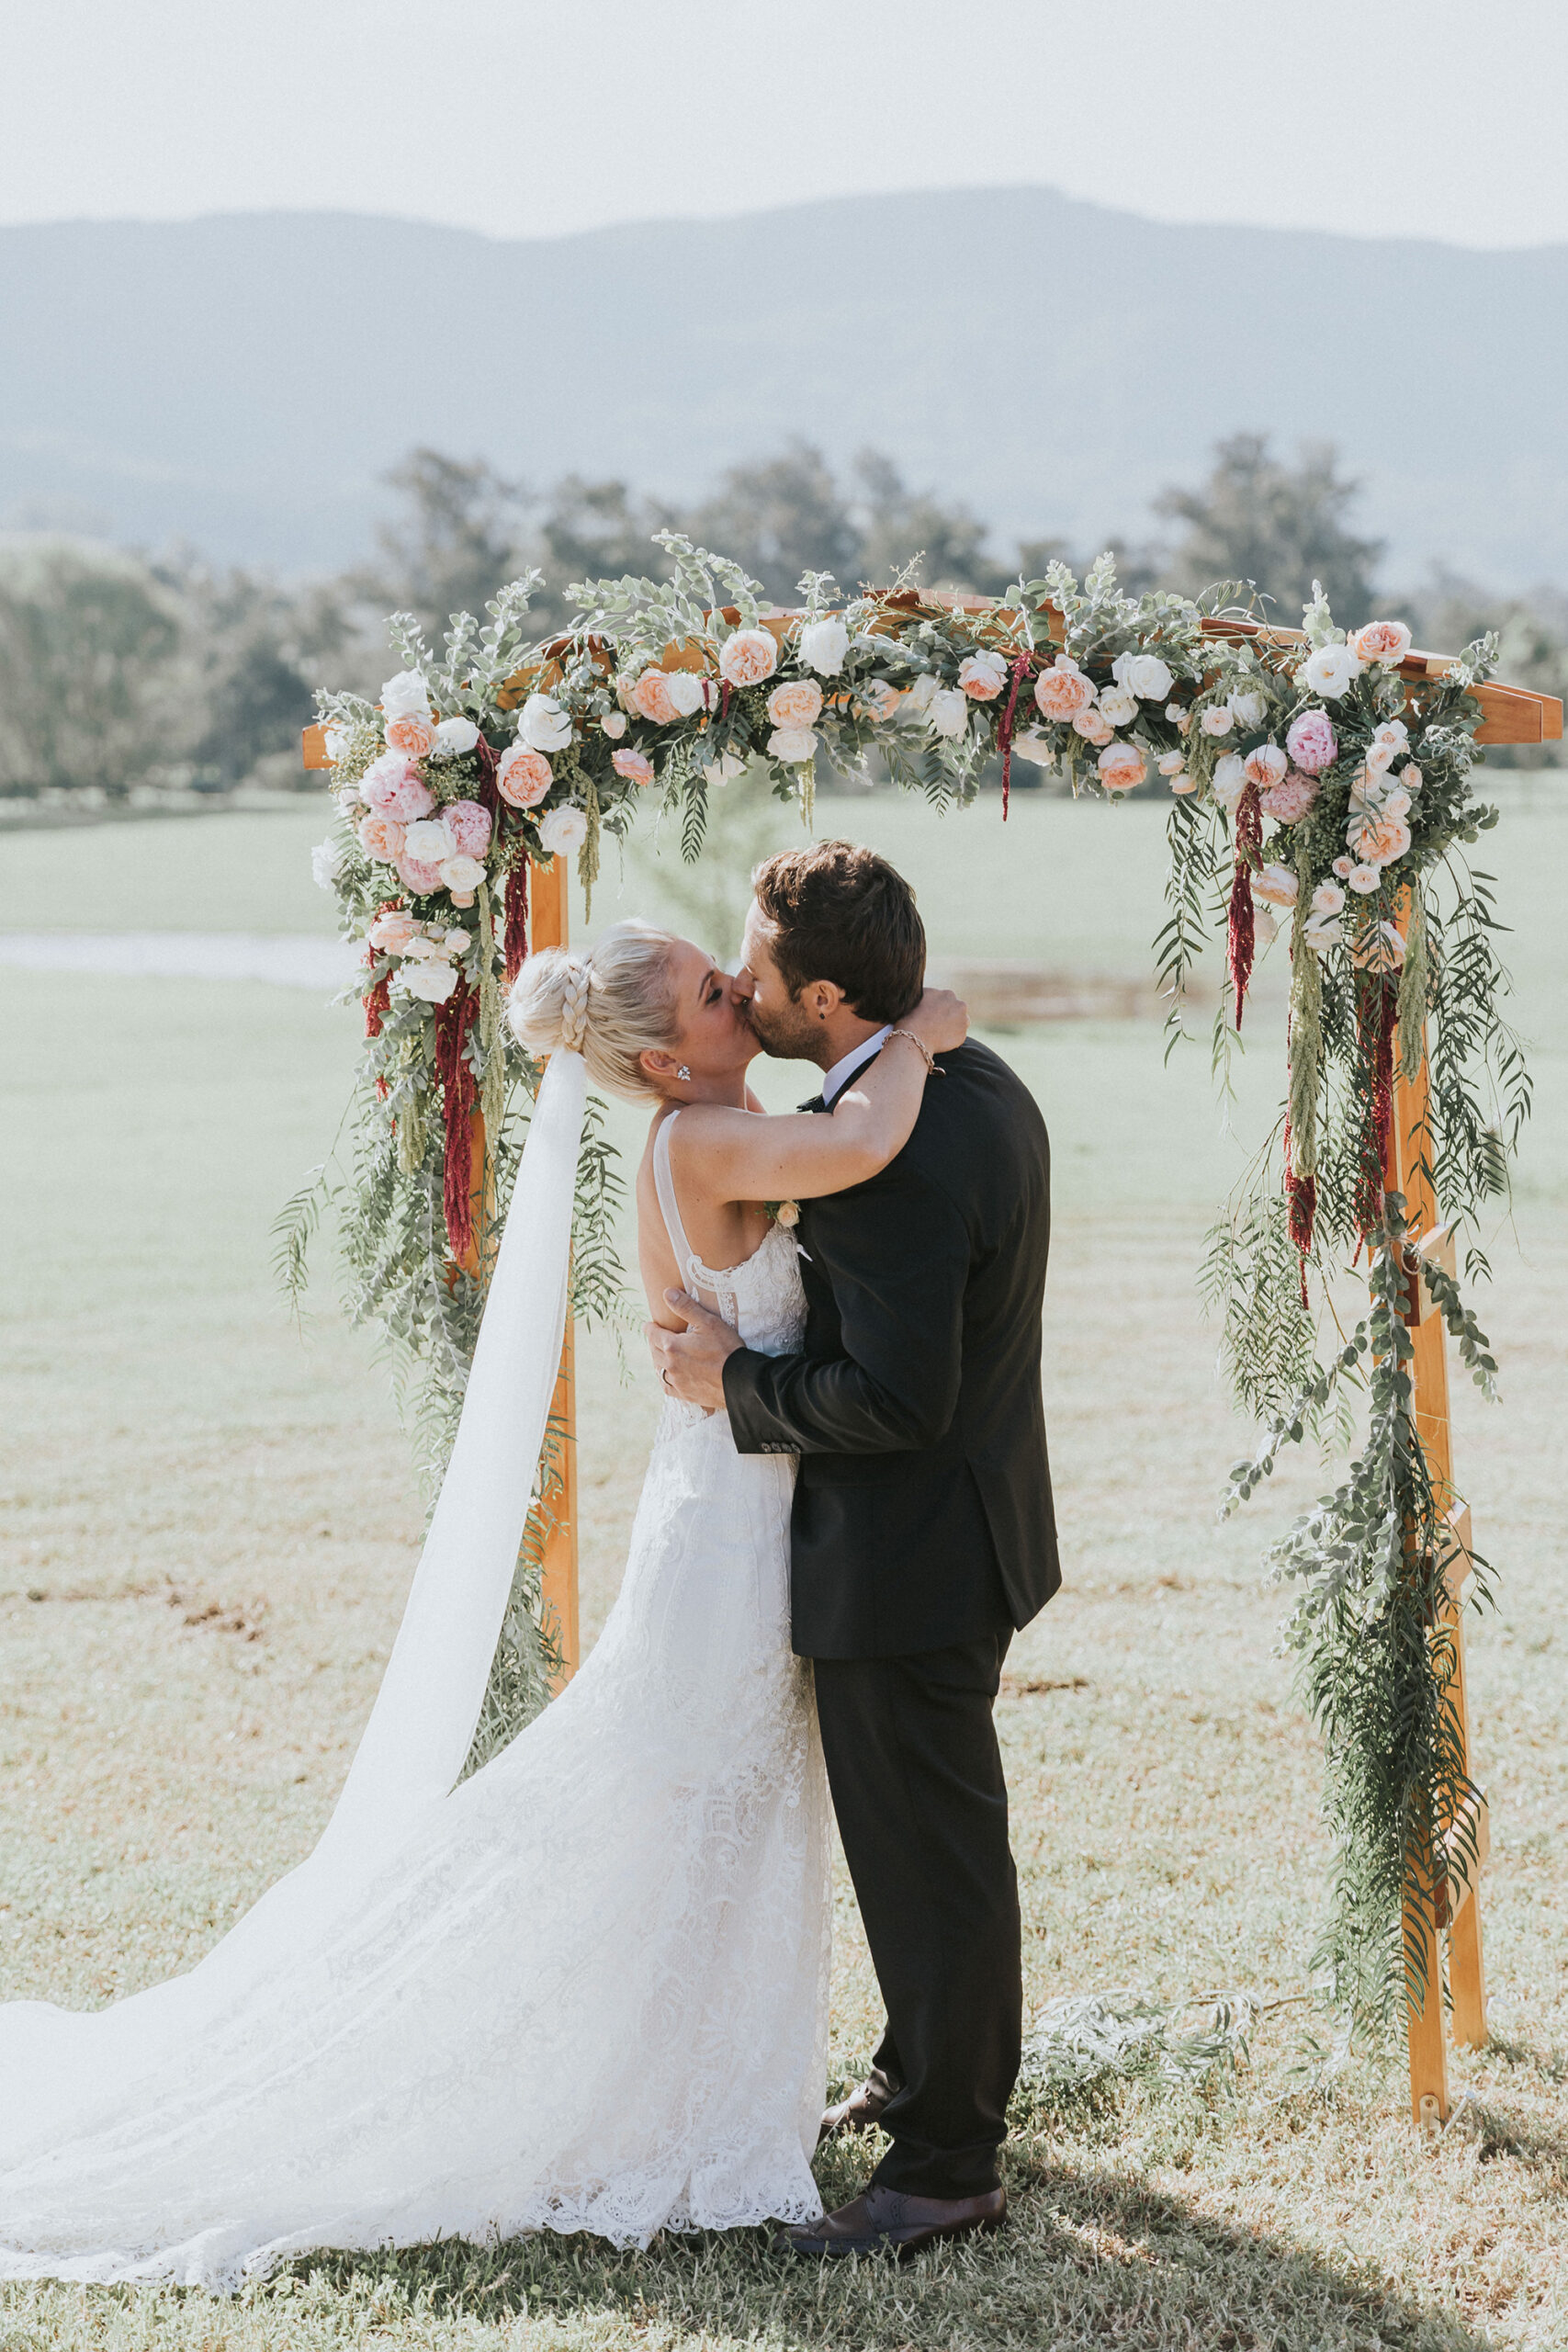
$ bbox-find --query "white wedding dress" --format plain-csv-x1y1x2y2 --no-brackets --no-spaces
0,1086,829,2290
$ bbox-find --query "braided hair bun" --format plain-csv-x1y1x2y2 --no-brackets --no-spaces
507,921,683,1102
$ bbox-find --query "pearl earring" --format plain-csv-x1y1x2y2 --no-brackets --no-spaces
677,1065,692,1081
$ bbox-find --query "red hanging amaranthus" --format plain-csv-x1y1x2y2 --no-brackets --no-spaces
434,976,479,1263
503,857,529,985
1281,1114,1317,1306
1226,781,1262,1028
1352,971,1399,1240
995,650,1033,822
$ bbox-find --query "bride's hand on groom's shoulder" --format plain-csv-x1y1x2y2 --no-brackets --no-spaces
908,988,968,1055
646,1290,741,1410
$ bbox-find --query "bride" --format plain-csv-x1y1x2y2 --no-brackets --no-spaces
0,919,964,2290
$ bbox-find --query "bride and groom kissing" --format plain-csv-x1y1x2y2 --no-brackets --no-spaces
0,840,1056,2285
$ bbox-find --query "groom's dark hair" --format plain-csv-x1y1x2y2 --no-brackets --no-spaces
751,841,925,1022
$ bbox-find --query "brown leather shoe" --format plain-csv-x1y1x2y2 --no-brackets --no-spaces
817,2065,900,2146
783,2184,1007,2258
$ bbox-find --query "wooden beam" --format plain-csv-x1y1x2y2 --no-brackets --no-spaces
527,853,580,1688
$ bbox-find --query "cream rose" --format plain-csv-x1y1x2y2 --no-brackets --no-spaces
400,961,460,1003
1012,729,1055,764
1348,620,1413,668
1227,688,1267,729
1253,863,1300,907
380,669,431,720
1097,685,1138,728
432,716,480,757
518,693,574,752
368,910,418,954
766,678,825,729
1072,709,1114,746
1302,644,1361,698
1200,705,1234,737
798,616,850,675
538,806,589,856
601,710,628,740
957,650,1010,701
1113,650,1175,702
439,853,486,906
1347,863,1382,896
767,726,820,764
1156,750,1186,776
928,688,969,739
717,628,779,688
1212,752,1247,809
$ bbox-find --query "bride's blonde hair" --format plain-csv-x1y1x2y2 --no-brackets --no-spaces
507,920,683,1102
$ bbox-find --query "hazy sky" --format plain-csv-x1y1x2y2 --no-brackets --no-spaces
5,0,1566,249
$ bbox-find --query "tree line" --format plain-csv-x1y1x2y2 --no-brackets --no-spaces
3,434,1563,802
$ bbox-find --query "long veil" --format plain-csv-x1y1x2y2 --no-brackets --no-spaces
0,1049,590,2143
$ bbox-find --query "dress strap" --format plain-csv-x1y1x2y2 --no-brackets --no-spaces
652,1112,701,1293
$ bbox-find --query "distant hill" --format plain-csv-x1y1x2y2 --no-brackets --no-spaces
2,190,1564,587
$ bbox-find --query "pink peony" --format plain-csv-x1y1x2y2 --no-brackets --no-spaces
362,752,434,822
444,798,492,857
766,677,825,729
1285,708,1339,774
717,628,779,688
612,747,656,786
357,809,407,864
1260,771,1319,824
1033,660,1096,723
1348,619,1413,668
397,853,446,895
1098,741,1147,794
385,711,437,760
1243,743,1289,791
630,671,684,725
497,745,553,808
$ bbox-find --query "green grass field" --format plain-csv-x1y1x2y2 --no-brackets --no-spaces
2,791,1566,2348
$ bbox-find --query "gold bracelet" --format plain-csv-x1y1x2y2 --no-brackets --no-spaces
886,1027,944,1077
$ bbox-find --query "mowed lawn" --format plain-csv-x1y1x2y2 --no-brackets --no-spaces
2,792,1566,2350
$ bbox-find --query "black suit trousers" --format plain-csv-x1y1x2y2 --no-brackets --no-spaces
812,1630,1021,2199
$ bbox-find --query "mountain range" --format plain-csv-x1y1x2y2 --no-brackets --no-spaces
2,187,1563,587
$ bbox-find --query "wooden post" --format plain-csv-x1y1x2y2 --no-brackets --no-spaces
1384,1001,1488,2132
526,854,581,1684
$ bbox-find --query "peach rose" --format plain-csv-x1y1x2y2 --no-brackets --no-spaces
1098,741,1147,794
957,651,1009,701
1033,660,1096,724
1347,863,1382,896
1073,708,1114,746
498,745,553,808
766,678,825,729
385,711,437,760
630,671,683,725
357,810,407,864
1243,743,1289,791
612,747,655,786
1348,809,1412,867
1253,863,1300,908
1348,620,1413,668
368,909,418,953
717,628,779,688
1353,919,1406,974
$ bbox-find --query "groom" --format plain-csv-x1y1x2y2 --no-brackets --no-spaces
650,840,1058,2257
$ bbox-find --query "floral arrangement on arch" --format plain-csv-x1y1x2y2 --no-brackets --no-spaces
293,540,1525,2032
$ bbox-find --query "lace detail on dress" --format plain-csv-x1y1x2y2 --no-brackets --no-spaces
0,1170,825,2289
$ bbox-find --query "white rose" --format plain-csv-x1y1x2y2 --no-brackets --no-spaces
1011,729,1055,764
1304,920,1343,954
1097,686,1139,728
1253,863,1300,907
1200,705,1234,737
1254,906,1280,946
767,726,820,764
432,717,480,756
665,672,705,718
403,932,446,960
538,805,589,856
400,962,459,1003
1212,752,1247,808
310,837,341,890
1382,786,1411,820
402,818,456,866
928,688,969,739
798,616,850,676
439,854,487,895
1364,739,1395,775
380,670,432,719
444,928,471,952
1373,718,1409,748
1227,688,1267,729
1312,881,1346,917
1347,863,1382,895
601,711,627,740
323,725,349,764
1113,651,1175,701
1302,644,1362,699
519,693,575,752
906,673,941,713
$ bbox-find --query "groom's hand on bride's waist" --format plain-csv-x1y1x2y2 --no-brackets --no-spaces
647,1290,742,1410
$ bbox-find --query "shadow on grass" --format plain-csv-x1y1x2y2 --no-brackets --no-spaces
289,2130,1489,2352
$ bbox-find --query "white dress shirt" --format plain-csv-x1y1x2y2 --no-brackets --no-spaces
819,1024,893,1107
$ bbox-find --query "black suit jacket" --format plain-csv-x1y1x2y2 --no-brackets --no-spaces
722,1037,1059,1658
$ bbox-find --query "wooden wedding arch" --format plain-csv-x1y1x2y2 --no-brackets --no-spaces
306,605,1560,2136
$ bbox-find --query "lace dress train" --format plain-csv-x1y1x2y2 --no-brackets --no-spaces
0,1121,827,2290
